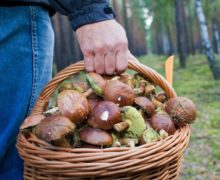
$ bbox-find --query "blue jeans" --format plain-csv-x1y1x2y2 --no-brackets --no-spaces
0,5,54,180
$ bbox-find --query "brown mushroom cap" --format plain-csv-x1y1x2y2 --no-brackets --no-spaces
20,114,46,130
79,127,113,146
87,72,106,89
134,97,155,117
155,92,168,103
58,90,90,123
35,115,75,142
88,101,121,130
118,74,134,88
103,80,135,107
165,97,196,126
149,112,176,135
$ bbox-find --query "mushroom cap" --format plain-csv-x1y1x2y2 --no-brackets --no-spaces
79,127,113,146
149,111,176,135
165,97,196,126
20,114,46,130
58,90,90,122
134,97,155,117
140,128,160,144
121,106,146,139
155,92,168,103
118,74,134,88
103,80,135,107
86,73,106,96
35,115,75,142
87,72,106,89
88,101,121,130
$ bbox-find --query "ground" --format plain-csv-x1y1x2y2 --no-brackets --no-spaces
139,55,220,180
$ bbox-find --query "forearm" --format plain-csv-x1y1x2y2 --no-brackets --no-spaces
48,0,115,30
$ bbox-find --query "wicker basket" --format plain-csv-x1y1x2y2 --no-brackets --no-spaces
16,60,190,180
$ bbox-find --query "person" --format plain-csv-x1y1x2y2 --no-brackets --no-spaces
0,0,130,179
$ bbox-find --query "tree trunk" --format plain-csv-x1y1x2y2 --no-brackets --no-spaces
175,0,187,68
212,17,220,61
52,14,82,71
195,0,220,79
166,24,174,55
112,0,122,24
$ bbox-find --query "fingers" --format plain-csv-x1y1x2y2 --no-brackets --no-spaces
104,50,116,75
94,52,105,74
84,55,94,72
116,47,128,74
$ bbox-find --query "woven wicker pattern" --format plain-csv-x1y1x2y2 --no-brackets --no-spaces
16,60,190,180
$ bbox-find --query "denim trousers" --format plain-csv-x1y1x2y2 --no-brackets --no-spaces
0,5,54,180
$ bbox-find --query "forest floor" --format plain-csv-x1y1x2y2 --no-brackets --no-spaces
139,55,220,180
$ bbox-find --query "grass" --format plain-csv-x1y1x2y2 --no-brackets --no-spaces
138,54,220,180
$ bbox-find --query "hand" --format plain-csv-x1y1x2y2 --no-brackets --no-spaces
76,20,129,75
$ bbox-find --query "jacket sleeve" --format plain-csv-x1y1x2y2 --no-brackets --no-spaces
48,0,115,30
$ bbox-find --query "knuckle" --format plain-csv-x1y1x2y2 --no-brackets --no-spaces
95,46,105,53
83,49,91,57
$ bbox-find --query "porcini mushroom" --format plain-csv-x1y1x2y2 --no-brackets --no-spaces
103,80,135,107
165,97,196,126
140,128,160,144
86,72,106,96
88,101,121,130
114,106,146,139
79,127,113,146
57,90,90,123
34,115,75,147
149,111,176,135
20,114,46,130
134,97,155,117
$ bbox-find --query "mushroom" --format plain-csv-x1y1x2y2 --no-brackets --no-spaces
34,115,75,147
58,82,89,93
149,111,176,135
144,84,156,96
140,128,160,144
134,97,155,117
88,101,121,130
165,97,196,126
79,127,113,146
119,138,139,147
155,92,168,103
118,74,134,88
103,80,135,107
20,114,46,130
113,106,146,140
86,72,106,96
133,73,155,95
57,90,90,123
43,107,60,116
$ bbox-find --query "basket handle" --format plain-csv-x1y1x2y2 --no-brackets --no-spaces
31,60,177,115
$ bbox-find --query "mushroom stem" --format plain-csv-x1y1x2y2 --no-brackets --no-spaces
152,98,165,109
113,121,130,132
44,107,59,116
144,84,155,96
83,88,93,97
119,138,138,147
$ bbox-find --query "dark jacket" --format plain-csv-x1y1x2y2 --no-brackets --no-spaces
0,0,115,30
